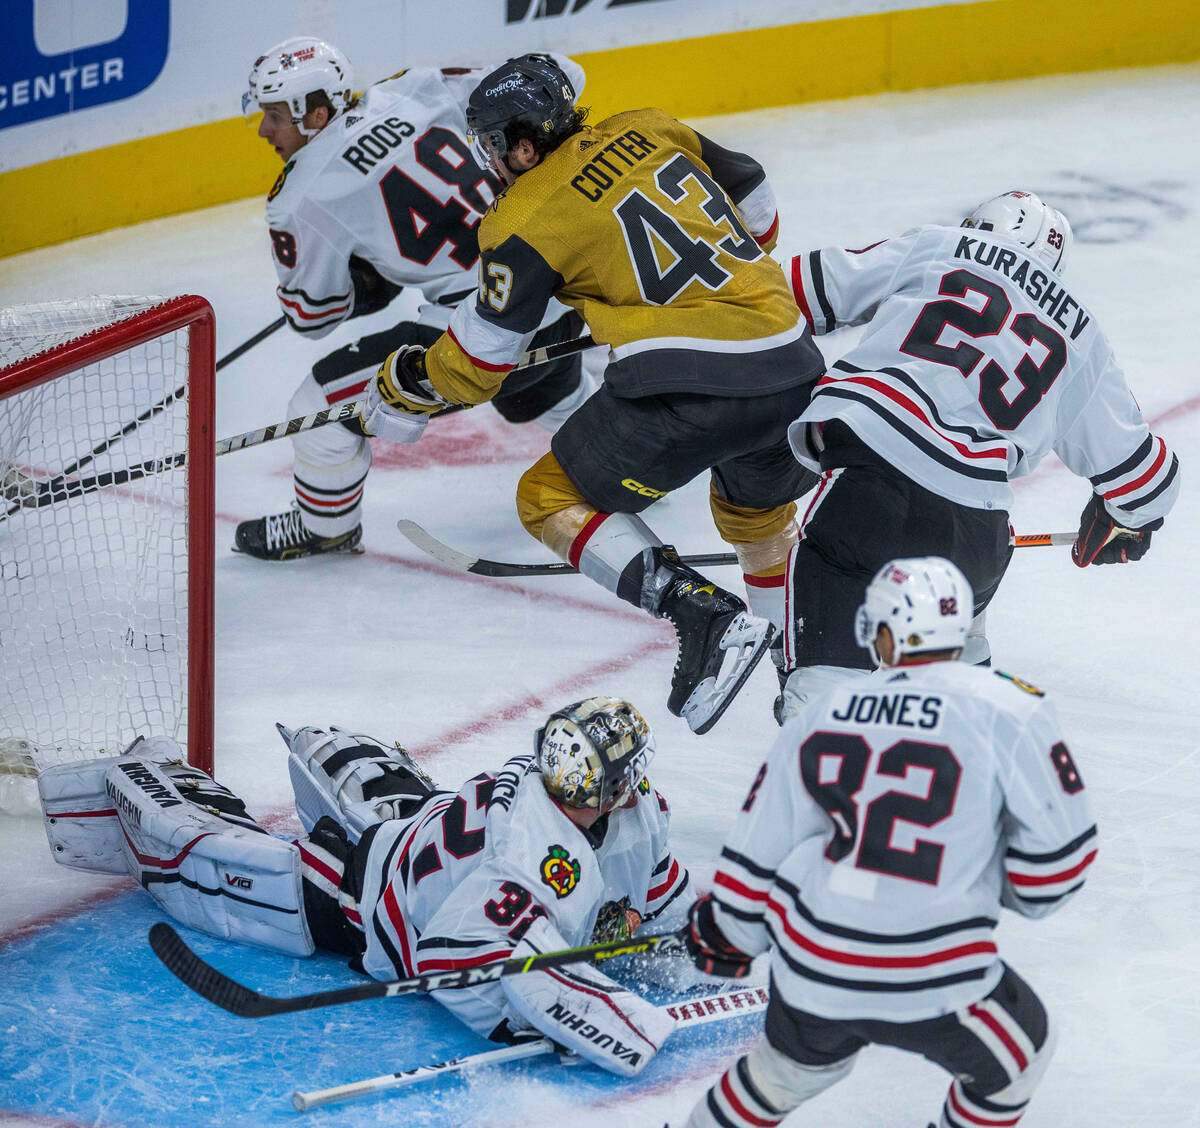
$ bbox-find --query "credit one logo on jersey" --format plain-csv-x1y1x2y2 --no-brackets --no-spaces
0,0,170,130
505,0,660,20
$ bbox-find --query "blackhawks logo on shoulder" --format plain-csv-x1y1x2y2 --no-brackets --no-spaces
540,845,581,899
267,160,294,202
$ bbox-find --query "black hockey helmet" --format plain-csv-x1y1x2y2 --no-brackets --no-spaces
466,54,581,171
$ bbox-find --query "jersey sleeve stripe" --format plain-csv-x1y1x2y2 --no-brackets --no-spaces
644,869,690,921
753,211,779,248
647,857,682,901
277,291,351,322
1089,433,1154,486
416,943,514,972
1006,847,1096,887
791,255,817,331
1005,824,1097,864
1101,436,1167,499
446,324,516,374
719,846,776,880
808,251,836,332
1118,453,1178,511
714,870,770,903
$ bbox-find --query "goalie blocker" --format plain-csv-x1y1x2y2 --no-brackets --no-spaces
38,698,694,1077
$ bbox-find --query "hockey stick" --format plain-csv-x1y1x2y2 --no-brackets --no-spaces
148,920,686,1019
396,521,1082,578
3,333,598,515
291,985,769,1111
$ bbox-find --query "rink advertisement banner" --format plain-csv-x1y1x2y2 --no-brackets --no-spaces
0,0,169,131
2,0,1198,256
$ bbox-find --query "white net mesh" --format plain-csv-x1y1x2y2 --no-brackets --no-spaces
0,297,201,810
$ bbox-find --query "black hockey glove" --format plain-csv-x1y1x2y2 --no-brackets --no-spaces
591,897,642,944
348,255,402,320
1072,493,1162,567
686,894,752,979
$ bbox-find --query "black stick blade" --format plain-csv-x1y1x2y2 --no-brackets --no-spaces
149,922,278,1018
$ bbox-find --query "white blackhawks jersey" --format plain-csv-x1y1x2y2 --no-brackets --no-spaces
787,225,1180,527
264,57,586,336
353,754,689,1038
711,661,1097,1022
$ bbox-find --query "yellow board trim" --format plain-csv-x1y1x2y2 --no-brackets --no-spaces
3,0,1198,258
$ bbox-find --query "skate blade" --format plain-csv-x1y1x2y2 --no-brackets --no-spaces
680,614,775,735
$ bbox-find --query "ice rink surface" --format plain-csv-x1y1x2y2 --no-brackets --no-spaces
1,62,1198,1127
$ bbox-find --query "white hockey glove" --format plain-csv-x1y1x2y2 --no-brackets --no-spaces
361,344,444,443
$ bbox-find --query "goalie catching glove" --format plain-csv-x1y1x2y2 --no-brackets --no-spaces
362,344,447,443
686,893,753,979
1072,493,1162,567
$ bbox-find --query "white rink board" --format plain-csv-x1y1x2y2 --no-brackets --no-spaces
2,0,979,171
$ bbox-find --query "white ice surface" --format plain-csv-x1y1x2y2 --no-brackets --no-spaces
1,62,1199,1127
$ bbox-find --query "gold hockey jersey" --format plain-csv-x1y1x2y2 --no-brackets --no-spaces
425,107,818,404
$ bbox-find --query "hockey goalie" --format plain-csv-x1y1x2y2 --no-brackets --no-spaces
38,697,692,1074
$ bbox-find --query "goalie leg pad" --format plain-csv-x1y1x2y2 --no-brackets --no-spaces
281,724,436,842
107,757,314,956
38,736,188,875
498,917,675,1077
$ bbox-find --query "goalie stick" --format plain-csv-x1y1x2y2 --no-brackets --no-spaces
291,985,770,1111
3,332,598,516
149,919,686,1019
396,520,1083,578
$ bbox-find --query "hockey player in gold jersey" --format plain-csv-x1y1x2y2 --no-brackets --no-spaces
363,55,826,734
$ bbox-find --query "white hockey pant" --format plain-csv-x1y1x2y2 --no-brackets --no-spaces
281,724,435,844
962,609,991,666
685,1036,857,1127
288,373,372,538
778,664,870,723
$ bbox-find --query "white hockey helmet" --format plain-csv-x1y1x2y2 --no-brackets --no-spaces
854,557,973,666
243,37,354,133
962,190,1072,274
535,697,655,815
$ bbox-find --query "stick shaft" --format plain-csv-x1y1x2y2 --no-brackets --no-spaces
397,520,1082,578
291,985,769,1110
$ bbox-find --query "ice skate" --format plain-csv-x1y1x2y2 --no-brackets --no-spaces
651,547,774,734
233,505,363,561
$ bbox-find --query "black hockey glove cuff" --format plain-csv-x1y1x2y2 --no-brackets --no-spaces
1072,493,1162,567
686,893,752,979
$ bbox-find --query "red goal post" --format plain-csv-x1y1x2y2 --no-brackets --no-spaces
0,295,215,802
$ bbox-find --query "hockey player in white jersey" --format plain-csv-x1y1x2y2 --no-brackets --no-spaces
778,190,1179,718
234,39,593,560
38,697,691,1075
679,557,1096,1128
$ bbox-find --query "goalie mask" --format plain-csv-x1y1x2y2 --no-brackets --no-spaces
962,190,1072,274
243,37,354,135
535,697,654,815
854,557,973,666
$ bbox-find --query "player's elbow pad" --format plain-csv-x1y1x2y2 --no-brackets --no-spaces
500,920,675,1076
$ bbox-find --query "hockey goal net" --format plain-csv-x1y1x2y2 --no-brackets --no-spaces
0,295,215,810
